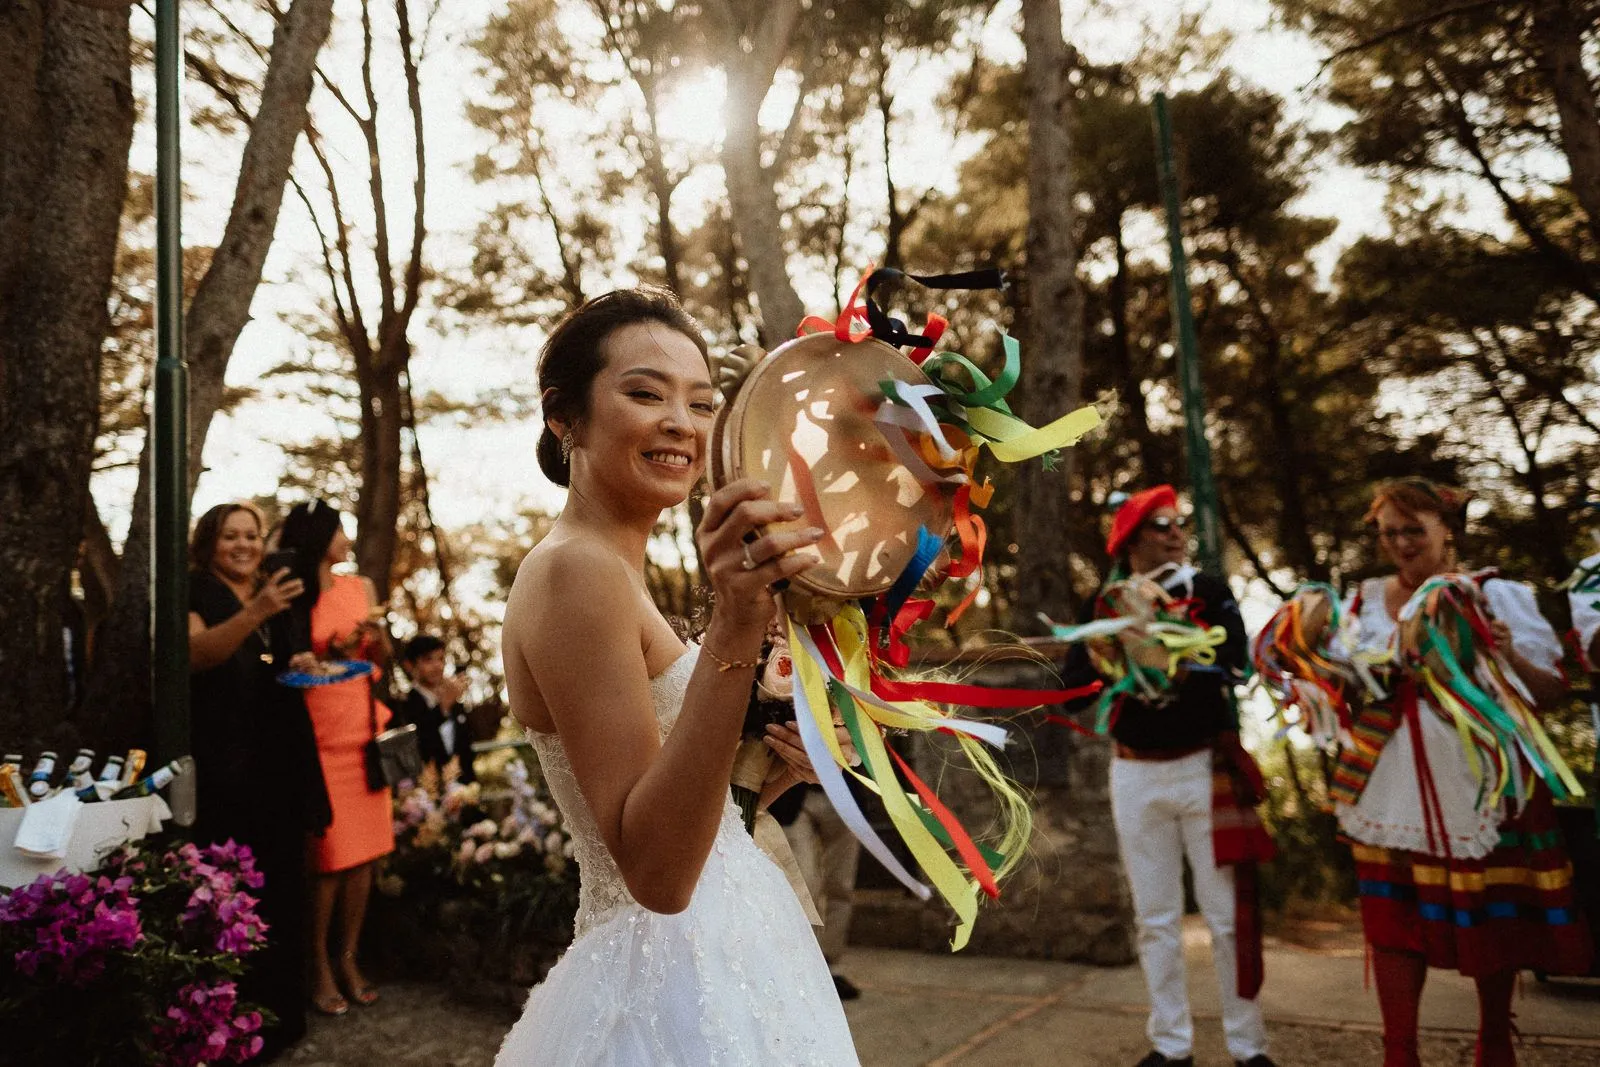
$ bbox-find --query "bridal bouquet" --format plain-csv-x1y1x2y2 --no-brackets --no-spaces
731,629,796,832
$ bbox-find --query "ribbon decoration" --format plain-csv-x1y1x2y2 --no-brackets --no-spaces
1045,588,1228,734
772,269,1105,950
1395,576,1585,806
1250,583,1384,752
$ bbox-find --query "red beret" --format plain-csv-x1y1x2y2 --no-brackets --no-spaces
1106,485,1178,557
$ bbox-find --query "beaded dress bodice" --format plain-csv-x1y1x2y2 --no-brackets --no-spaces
527,646,742,936
499,644,858,1066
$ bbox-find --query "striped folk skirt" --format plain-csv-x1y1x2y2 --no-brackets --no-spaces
1352,788,1592,977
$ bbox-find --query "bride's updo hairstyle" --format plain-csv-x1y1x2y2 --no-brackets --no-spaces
536,286,711,487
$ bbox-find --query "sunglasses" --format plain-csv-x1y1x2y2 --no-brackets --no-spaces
1142,516,1188,534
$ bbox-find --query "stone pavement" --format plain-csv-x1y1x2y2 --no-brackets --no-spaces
285,917,1600,1066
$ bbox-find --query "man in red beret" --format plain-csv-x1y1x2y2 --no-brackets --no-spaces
1065,486,1275,1067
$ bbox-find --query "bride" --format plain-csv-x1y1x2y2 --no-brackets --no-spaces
495,287,860,1064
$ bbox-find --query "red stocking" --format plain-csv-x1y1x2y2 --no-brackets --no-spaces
1372,948,1426,1067
1474,970,1517,1067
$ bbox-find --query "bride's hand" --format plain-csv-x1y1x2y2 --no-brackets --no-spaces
763,721,860,785
697,480,823,632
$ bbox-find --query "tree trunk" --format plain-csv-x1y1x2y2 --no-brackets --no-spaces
0,0,134,751
876,37,906,271
640,89,683,294
355,356,405,590
1531,0,1600,250
79,0,336,733
1012,0,1086,631
715,0,806,344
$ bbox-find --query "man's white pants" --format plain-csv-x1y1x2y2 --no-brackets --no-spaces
1111,750,1269,1061
783,789,859,965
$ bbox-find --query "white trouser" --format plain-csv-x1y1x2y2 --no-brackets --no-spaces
1111,750,1269,1061
782,789,860,965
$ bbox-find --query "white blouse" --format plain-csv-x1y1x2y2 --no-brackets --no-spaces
1572,553,1600,665
1336,576,1561,859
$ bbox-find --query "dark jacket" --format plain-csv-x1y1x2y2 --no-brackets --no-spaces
394,688,477,784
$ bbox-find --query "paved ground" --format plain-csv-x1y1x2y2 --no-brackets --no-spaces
284,918,1600,1066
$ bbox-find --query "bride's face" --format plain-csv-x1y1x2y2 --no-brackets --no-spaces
570,320,715,511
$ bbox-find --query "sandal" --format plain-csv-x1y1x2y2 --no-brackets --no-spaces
339,952,379,1006
311,989,349,1017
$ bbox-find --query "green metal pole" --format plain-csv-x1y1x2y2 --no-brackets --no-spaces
1153,92,1223,577
153,0,190,769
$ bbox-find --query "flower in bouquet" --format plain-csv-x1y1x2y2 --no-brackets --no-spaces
0,872,142,985
152,980,265,1066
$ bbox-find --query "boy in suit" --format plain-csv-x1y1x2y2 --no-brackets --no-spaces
396,635,476,785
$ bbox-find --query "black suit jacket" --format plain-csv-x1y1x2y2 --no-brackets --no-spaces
396,689,477,784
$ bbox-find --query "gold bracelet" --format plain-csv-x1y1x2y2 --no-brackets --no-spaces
701,643,761,673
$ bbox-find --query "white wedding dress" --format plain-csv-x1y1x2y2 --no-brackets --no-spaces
495,646,859,1066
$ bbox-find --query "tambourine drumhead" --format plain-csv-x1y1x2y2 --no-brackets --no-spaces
710,332,956,599
1297,589,1332,646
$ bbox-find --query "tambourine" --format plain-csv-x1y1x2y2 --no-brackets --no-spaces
710,331,957,615
1251,584,1360,748
1394,573,1585,803
1086,577,1176,677
1396,574,1486,675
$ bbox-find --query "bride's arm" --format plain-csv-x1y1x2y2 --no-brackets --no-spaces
509,484,820,914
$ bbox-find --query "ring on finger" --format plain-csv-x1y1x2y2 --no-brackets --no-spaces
741,541,760,571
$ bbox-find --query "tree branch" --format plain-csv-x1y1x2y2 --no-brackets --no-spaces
1314,0,1510,78
396,0,427,332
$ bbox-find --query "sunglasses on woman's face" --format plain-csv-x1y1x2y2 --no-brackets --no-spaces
1143,516,1188,534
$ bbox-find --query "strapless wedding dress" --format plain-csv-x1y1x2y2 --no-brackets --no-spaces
494,646,859,1065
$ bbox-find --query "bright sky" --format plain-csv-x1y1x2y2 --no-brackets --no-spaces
105,0,1400,563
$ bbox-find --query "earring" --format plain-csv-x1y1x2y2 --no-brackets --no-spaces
560,431,575,464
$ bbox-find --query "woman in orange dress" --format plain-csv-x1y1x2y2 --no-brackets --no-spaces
278,499,394,1017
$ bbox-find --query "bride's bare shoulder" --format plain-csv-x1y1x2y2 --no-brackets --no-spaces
507,537,633,629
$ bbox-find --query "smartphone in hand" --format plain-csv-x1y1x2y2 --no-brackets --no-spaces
263,549,297,577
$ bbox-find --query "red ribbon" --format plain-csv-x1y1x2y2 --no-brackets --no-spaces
888,746,1000,900
807,622,1101,710
909,313,948,363
798,269,875,343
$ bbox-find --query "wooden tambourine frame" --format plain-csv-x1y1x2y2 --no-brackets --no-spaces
710,332,956,605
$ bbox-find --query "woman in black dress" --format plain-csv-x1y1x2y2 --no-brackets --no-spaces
187,502,332,1059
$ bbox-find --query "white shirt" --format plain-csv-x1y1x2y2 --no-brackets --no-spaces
1571,552,1600,669
414,684,456,757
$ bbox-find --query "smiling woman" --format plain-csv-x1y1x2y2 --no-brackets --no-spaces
493,287,858,1064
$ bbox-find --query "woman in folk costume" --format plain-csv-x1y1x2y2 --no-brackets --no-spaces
1334,479,1591,1067
1064,486,1277,1067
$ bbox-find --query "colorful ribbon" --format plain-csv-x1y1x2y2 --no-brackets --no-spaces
771,268,1105,950
1396,576,1584,806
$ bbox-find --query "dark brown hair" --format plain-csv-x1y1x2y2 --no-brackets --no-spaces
536,286,709,486
189,501,268,574
1363,477,1471,533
